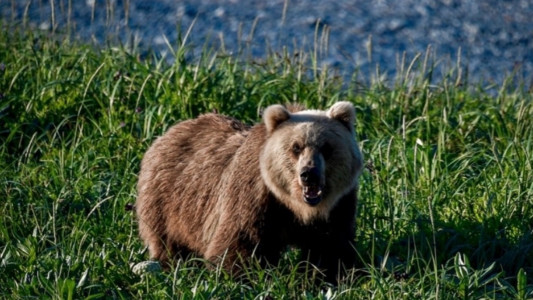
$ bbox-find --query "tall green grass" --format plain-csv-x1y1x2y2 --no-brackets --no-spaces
1,24,532,299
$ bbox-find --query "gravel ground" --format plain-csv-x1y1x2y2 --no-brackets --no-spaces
2,0,533,84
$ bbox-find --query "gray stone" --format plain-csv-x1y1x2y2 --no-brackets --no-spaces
2,0,531,84
132,261,162,275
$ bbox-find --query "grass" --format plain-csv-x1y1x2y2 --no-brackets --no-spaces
0,22,532,299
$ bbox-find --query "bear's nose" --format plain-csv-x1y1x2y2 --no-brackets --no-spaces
300,167,320,185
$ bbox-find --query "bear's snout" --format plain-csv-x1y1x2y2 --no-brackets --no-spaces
300,167,320,185
300,167,323,206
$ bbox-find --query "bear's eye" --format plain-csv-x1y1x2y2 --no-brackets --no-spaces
320,143,333,159
292,143,303,156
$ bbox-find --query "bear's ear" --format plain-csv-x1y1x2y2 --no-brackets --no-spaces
263,104,291,134
327,101,355,132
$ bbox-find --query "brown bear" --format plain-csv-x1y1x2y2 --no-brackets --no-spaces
135,101,364,282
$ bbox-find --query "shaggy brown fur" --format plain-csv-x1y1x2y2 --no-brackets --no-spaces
136,102,363,282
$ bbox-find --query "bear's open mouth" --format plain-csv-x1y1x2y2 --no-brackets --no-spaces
303,185,323,206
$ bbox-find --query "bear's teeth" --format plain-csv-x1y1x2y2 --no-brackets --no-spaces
303,186,322,198
303,186,322,206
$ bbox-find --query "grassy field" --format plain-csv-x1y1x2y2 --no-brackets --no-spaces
1,24,532,299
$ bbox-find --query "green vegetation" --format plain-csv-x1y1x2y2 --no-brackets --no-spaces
1,25,532,299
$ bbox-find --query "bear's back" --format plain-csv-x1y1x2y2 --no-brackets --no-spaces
136,114,250,254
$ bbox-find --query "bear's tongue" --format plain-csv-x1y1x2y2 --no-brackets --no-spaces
303,186,322,206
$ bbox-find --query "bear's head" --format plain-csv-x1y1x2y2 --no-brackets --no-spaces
260,101,363,223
